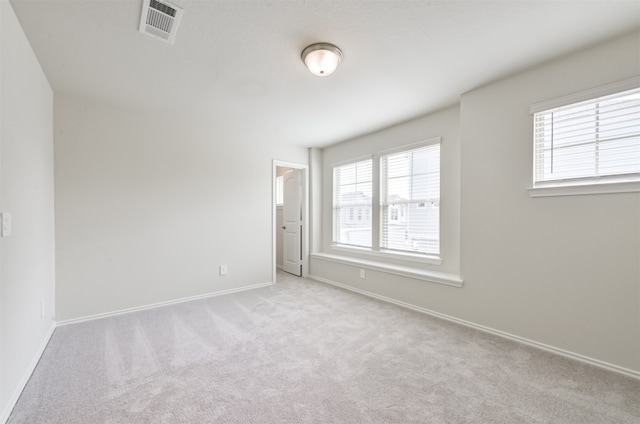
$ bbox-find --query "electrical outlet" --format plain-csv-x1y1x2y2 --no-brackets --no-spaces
220,265,227,276
360,269,365,278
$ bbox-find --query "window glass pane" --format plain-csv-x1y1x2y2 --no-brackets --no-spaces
534,86,640,184
357,160,373,182
410,204,439,253
598,96,640,140
386,176,410,202
411,173,429,199
337,163,356,185
552,104,596,148
359,181,372,199
381,144,440,255
334,159,372,247
386,153,410,178
411,148,429,174
599,136,640,175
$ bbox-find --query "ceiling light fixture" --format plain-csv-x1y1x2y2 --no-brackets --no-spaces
301,43,343,77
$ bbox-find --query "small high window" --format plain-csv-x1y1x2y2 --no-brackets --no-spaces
533,86,640,187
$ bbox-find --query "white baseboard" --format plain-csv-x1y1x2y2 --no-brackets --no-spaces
309,274,640,380
57,281,273,326
1,322,56,424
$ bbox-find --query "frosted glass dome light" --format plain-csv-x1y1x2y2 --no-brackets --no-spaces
301,43,343,77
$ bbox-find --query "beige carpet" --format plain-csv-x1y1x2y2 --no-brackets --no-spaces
8,271,640,423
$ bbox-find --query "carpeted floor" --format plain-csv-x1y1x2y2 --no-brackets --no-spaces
8,271,640,423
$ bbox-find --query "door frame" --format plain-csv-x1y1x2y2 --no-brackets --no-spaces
272,160,309,283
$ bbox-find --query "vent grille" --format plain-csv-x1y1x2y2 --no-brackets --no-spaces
139,0,183,44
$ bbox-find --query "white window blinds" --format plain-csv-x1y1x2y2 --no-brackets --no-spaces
381,143,440,255
333,159,372,247
533,87,640,185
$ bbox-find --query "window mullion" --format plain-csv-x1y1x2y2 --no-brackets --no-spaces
372,154,381,251
550,112,554,174
595,102,600,177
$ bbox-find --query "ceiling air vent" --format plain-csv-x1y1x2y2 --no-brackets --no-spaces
139,0,183,44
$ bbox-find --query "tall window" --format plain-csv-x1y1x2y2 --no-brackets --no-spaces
381,144,440,255
333,159,372,247
533,87,640,186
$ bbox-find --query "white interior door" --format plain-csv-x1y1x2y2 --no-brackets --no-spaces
282,170,301,276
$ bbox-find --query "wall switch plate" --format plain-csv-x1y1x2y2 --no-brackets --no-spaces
1,213,11,237
360,269,365,278
220,265,227,276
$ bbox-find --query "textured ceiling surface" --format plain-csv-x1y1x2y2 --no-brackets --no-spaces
9,0,640,147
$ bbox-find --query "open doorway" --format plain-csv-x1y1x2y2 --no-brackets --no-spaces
273,161,308,283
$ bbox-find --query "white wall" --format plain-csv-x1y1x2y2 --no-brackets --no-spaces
311,31,640,374
0,0,56,420
309,148,322,253
459,31,640,372
54,95,308,321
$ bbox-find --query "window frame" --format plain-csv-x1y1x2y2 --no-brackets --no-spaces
331,138,442,264
529,77,640,197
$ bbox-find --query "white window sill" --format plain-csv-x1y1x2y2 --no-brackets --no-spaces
311,252,463,288
331,244,442,265
528,180,640,198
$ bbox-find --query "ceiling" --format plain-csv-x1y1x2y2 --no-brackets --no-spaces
9,0,640,148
